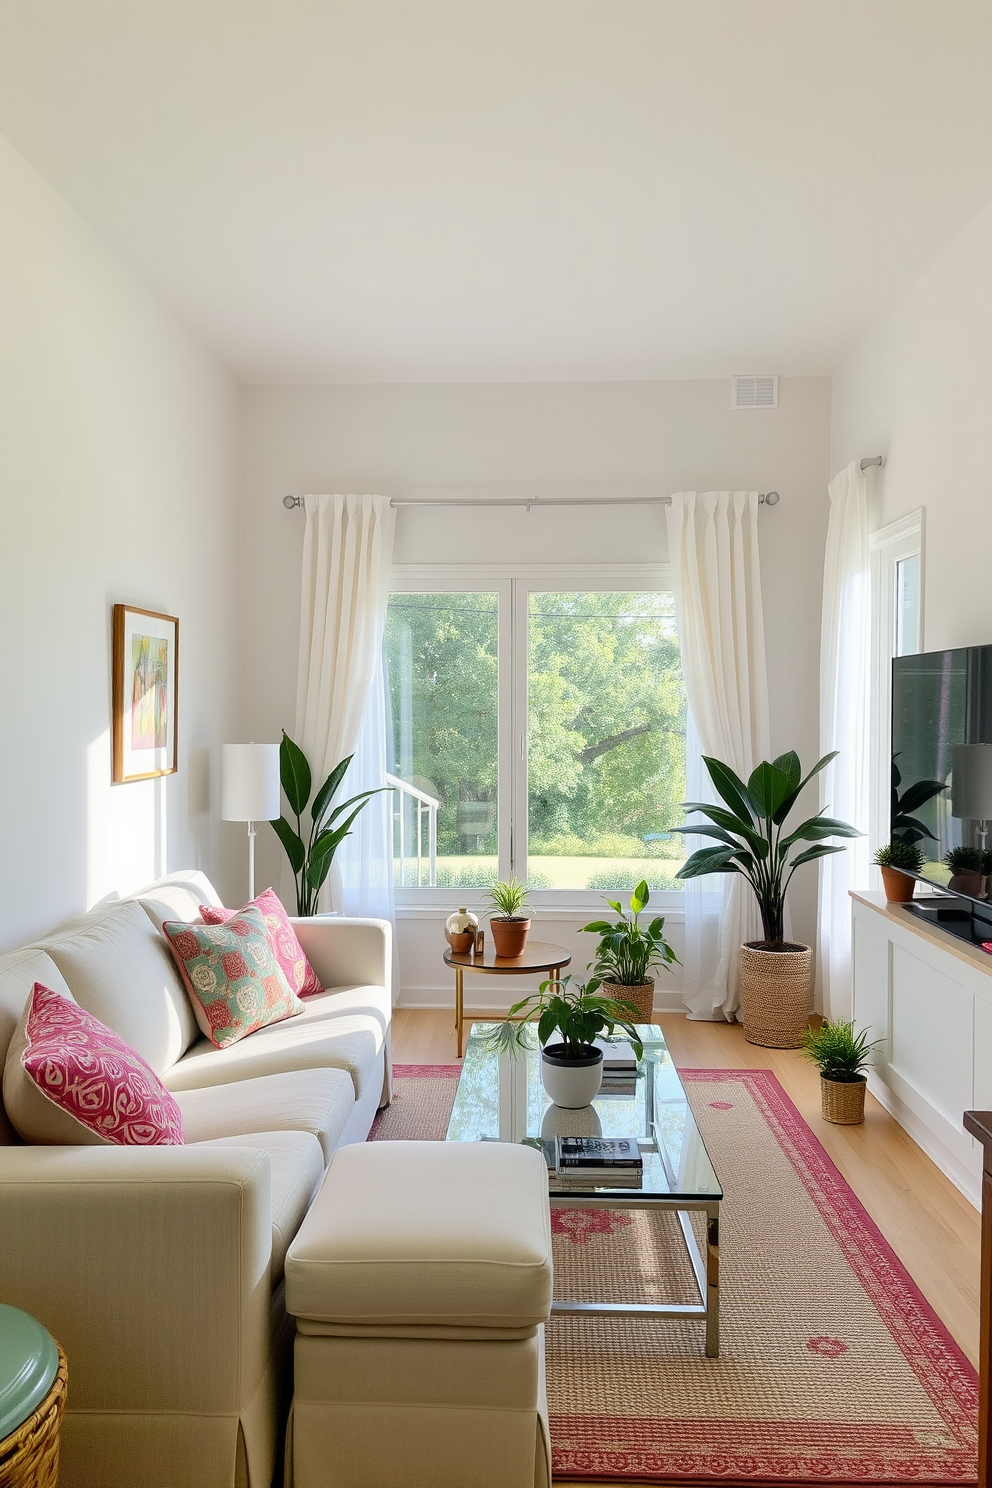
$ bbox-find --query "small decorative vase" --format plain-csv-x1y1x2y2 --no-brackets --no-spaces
600,979,654,1023
490,917,531,958
445,907,478,955
541,1043,604,1108
738,941,813,1049
880,867,916,903
820,1073,867,1124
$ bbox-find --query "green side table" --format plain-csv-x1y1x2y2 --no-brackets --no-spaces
0,1305,66,1487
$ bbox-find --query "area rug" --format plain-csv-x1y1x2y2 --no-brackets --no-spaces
371,1064,978,1485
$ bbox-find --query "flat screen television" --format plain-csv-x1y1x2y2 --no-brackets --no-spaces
892,644,992,943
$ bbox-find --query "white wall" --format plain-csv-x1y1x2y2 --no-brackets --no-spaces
832,198,992,650
240,377,831,1002
0,134,240,950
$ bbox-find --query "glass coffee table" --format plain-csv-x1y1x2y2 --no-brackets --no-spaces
446,1022,723,1356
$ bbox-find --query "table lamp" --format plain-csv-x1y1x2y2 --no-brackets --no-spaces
221,743,281,901
951,743,992,852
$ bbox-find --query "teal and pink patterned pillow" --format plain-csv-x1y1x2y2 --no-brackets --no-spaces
199,887,323,998
163,904,304,1048
11,983,183,1145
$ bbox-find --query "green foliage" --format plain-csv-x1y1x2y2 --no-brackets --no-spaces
890,756,946,847
802,1019,880,1083
673,751,860,947
485,877,531,920
873,840,923,871
943,845,984,873
585,866,680,891
269,731,391,917
581,880,679,986
486,974,644,1061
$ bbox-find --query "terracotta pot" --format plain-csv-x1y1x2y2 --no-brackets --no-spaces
600,980,654,1023
738,941,813,1049
541,1043,604,1108
490,917,531,958
948,871,985,899
820,1073,867,1124
880,866,916,903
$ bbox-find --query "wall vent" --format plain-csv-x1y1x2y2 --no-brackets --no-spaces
732,375,778,409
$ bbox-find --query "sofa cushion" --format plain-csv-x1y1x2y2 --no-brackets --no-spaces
285,1141,554,1331
4,984,184,1146
130,869,224,933
0,949,73,1144
200,889,323,997
40,901,197,1074
162,907,304,1048
196,1130,324,1281
163,1000,384,1100
175,1069,353,1164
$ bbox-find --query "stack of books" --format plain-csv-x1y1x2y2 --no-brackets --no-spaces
595,1037,639,1095
552,1136,644,1187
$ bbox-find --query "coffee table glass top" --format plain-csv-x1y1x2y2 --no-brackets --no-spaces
446,1022,722,1201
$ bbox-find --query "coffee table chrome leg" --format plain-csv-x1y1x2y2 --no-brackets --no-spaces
705,1205,720,1358
455,967,464,1058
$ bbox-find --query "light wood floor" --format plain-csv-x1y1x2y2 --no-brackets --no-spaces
392,1007,981,1486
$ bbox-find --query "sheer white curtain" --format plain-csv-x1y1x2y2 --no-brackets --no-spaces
296,494,396,924
666,491,771,1021
817,462,871,1020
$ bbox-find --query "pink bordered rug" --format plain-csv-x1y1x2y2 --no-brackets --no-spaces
372,1064,978,1485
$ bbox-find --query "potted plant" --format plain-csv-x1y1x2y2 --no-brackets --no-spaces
872,840,923,903
802,1018,881,1124
488,975,644,1108
943,845,986,899
580,878,679,1022
673,750,859,1049
270,731,391,916
485,876,532,958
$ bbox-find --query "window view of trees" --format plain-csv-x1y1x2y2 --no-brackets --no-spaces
383,588,686,891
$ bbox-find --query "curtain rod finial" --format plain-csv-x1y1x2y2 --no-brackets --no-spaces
283,494,302,509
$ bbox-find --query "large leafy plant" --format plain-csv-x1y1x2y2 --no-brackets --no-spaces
673,751,859,948
890,756,945,847
486,975,644,1061
581,879,678,986
270,731,390,917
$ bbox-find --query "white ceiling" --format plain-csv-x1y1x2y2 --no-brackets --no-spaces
1,1,991,383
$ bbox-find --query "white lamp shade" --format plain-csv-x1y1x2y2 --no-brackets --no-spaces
221,744,281,822
951,744,992,820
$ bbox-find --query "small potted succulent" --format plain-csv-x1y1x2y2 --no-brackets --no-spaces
485,877,532,958
802,1018,881,1125
488,974,643,1108
943,846,986,899
872,840,922,903
580,879,679,1022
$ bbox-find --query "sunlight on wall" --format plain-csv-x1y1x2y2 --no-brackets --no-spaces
86,729,167,906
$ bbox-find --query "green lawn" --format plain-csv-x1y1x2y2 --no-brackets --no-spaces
421,855,685,892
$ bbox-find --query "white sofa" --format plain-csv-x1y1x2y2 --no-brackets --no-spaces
0,869,392,1488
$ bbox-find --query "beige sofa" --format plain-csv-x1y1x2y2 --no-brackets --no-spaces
0,869,392,1488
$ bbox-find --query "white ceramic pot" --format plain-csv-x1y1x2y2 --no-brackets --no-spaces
541,1043,604,1109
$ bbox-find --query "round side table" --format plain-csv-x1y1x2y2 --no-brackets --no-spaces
442,940,571,1057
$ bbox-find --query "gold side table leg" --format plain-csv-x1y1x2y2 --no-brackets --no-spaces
455,966,464,1058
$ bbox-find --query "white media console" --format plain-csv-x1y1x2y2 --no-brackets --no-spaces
851,889,992,1207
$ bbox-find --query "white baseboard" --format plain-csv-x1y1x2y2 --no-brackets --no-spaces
866,1071,981,1210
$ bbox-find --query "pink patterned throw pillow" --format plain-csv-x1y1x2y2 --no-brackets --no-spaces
199,887,323,997
19,983,183,1145
162,904,304,1049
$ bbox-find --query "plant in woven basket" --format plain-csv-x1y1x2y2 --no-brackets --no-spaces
802,1019,880,1083
581,879,679,986
672,751,860,948
872,840,923,872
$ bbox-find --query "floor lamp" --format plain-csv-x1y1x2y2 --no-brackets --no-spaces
952,743,992,856
221,743,281,902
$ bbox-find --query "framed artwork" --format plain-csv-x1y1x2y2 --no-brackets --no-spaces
112,604,179,783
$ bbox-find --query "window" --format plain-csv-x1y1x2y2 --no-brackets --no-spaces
384,571,686,901
869,513,924,856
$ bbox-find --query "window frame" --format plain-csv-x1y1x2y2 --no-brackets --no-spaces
388,561,685,913
868,510,925,860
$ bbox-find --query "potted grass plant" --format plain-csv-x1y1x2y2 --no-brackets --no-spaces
485,876,532,958
673,751,859,1049
943,845,986,899
487,975,643,1108
580,879,678,1022
872,840,923,903
802,1019,880,1124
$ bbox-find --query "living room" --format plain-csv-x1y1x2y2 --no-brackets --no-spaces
0,4,990,1487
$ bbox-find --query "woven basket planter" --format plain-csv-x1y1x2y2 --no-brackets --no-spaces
821,1074,867,1124
738,942,813,1048
600,980,654,1023
0,1344,67,1488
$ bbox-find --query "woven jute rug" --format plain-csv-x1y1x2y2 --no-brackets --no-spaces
371,1064,978,1484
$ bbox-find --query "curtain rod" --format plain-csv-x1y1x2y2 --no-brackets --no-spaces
282,491,782,511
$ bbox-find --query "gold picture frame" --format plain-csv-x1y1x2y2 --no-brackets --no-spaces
112,604,179,783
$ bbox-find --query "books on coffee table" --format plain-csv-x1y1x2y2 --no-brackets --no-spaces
554,1136,643,1184
593,1038,638,1072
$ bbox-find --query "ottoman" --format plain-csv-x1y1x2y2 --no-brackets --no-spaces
284,1140,554,1488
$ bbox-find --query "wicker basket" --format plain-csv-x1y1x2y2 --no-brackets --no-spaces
0,1345,67,1488
821,1074,867,1124
600,980,654,1023
738,942,813,1048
